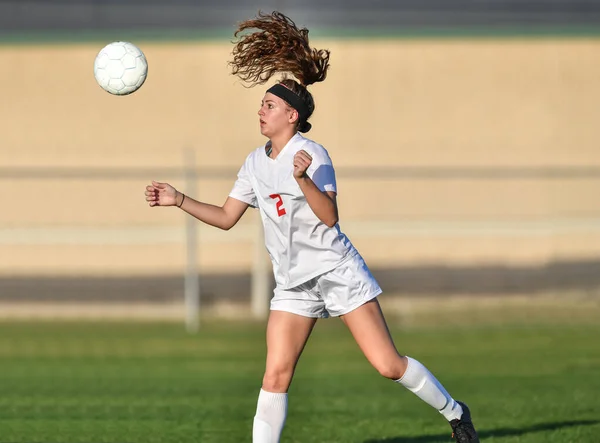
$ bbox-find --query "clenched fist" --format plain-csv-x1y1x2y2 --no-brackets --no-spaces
293,150,312,179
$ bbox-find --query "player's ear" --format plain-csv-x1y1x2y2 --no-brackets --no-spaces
288,108,299,124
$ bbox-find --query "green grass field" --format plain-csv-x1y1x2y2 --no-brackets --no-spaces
1,307,599,443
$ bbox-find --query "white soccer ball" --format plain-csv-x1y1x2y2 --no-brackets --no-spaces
93,41,148,95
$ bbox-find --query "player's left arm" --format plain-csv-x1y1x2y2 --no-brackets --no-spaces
293,150,339,228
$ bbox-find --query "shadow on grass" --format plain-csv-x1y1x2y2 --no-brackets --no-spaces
363,419,600,442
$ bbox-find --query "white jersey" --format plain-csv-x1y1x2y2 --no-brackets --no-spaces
229,132,357,290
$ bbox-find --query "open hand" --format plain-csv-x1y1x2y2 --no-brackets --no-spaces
145,180,178,207
293,150,312,179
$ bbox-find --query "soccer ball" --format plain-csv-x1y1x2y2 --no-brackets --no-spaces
93,41,148,95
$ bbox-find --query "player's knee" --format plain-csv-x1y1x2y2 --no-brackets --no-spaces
374,356,408,380
262,367,294,392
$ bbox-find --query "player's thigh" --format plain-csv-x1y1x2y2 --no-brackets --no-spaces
264,310,317,381
340,298,406,377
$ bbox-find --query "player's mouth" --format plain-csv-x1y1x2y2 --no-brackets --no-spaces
260,119,266,126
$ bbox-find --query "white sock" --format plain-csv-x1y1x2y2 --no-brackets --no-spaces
253,389,288,443
395,356,463,421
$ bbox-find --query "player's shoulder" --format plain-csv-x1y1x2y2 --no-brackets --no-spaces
297,135,331,161
244,144,268,162
235,144,268,174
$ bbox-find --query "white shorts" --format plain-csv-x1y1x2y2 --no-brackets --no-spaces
270,253,382,318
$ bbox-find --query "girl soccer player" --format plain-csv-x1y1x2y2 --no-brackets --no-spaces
145,11,479,443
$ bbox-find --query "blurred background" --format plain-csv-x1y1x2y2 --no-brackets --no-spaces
1,2,600,443
1,0,599,329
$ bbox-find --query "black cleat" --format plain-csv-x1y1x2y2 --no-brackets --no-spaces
449,401,480,443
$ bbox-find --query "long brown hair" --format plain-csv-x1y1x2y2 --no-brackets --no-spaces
229,11,330,132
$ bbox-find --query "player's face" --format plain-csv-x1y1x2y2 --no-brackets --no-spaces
258,93,297,138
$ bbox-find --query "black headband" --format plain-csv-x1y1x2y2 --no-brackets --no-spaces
266,83,310,121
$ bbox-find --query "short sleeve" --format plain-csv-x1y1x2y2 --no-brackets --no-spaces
306,148,337,194
229,159,258,207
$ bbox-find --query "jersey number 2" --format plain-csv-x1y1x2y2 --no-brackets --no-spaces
269,194,287,217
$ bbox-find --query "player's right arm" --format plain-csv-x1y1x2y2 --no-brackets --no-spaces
146,180,249,230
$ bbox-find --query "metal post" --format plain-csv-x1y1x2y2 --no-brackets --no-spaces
184,148,200,333
251,213,270,320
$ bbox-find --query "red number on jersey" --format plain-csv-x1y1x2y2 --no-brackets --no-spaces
269,194,287,217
